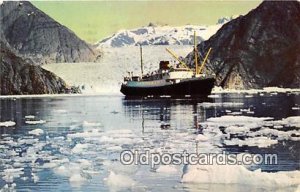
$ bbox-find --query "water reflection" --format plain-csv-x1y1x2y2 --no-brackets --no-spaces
122,97,215,133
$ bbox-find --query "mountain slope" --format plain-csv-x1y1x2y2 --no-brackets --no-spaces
185,0,300,89
0,1,99,64
96,24,223,48
0,42,68,95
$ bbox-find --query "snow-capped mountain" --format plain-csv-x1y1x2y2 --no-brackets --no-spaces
216,15,240,25
96,24,224,48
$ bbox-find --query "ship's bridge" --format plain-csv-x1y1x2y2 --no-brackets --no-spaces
165,68,193,80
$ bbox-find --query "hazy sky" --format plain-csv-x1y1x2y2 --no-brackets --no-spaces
32,1,261,43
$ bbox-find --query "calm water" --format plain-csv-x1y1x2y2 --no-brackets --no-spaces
0,93,299,191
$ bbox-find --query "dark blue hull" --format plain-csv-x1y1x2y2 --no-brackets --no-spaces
120,78,215,96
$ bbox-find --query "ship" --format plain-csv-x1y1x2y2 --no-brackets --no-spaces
120,32,215,97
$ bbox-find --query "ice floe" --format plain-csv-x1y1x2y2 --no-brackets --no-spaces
223,137,278,148
28,129,44,136
105,171,135,190
200,115,300,148
69,174,87,186
156,165,178,174
1,168,24,183
199,102,244,108
182,164,300,187
0,121,16,127
25,115,35,119
206,115,273,125
82,121,103,128
72,143,90,154
25,120,46,124
212,86,300,94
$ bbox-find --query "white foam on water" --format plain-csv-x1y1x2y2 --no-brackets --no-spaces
0,121,16,127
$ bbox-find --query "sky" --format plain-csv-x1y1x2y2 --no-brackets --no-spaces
32,0,261,43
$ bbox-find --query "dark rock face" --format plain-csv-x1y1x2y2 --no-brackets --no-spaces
0,42,68,95
185,1,300,89
0,1,99,64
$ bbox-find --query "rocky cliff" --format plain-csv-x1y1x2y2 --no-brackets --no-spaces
0,1,99,64
0,42,68,95
185,0,300,89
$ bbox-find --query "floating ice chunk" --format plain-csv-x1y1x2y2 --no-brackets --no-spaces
2,168,24,183
72,143,89,154
54,165,69,177
225,125,250,134
227,112,243,115
25,120,46,124
224,136,278,148
105,171,135,190
67,129,103,139
17,138,39,145
53,109,67,113
208,94,220,98
273,125,283,129
39,162,59,169
292,107,300,110
82,121,102,127
207,115,273,126
199,102,244,108
195,134,209,142
28,129,44,136
156,165,178,173
105,129,133,135
282,116,300,128
240,108,251,112
106,145,123,151
0,121,16,127
69,174,87,186
182,164,300,186
296,184,300,192
31,173,40,183
77,159,92,168
25,115,35,119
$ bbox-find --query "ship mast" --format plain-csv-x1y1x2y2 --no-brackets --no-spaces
140,45,144,77
165,48,192,71
194,31,198,75
198,47,212,75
